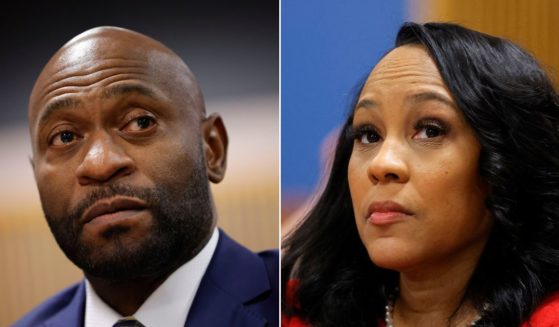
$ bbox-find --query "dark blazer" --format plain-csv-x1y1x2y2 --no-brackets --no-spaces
12,230,279,327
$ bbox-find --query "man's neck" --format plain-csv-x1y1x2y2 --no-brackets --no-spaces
84,228,215,316
85,270,174,316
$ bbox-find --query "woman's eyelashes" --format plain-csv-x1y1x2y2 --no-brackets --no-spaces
350,118,449,145
413,118,449,140
350,125,381,144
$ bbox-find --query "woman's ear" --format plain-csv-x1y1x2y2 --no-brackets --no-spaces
201,113,228,183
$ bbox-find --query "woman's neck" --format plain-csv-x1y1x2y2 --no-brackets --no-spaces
392,244,485,326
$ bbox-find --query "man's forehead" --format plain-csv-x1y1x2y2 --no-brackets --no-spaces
45,27,172,79
28,26,204,126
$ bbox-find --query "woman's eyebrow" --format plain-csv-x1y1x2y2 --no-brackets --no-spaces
354,98,378,112
355,91,456,113
407,91,456,109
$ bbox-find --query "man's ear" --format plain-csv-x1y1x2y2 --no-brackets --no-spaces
201,113,228,183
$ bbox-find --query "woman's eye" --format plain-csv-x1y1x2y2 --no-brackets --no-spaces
351,126,381,144
360,131,380,144
124,116,156,132
51,131,78,146
413,120,447,139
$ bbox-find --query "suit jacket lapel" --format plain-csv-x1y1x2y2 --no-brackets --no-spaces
44,281,85,327
186,231,271,327
35,231,272,327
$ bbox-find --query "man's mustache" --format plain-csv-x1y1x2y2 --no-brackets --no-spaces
67,184,160,224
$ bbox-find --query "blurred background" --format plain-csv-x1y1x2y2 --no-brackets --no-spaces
0,1,278,324
281,0,559,234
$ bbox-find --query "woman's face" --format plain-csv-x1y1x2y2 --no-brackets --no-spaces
348,45,493,273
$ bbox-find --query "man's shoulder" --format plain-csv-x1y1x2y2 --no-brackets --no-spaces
211,232,279,300
215,231,278,279
256,248,279,280
188,231,278,326
12,281,84,327
256,248,279,263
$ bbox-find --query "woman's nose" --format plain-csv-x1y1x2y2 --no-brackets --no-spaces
366,139,409,184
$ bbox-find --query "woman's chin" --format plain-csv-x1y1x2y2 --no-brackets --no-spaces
366,239,421,272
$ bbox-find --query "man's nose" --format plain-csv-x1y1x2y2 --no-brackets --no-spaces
75,133,134,185
366,138,410,184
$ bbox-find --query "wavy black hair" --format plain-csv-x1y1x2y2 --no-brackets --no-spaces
282,22,559,327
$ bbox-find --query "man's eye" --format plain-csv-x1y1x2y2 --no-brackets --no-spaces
136,116,152,129
124,116,156,132
51,131,77,146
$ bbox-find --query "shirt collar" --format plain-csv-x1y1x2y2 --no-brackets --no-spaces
84,228,219,327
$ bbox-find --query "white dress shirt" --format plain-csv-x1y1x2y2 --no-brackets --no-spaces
84,228,219,327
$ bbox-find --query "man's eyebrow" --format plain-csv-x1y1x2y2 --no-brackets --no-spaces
39,97,82,125
102,83,159,100
38,84,162,126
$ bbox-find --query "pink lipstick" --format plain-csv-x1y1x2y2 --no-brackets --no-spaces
367,201,413,225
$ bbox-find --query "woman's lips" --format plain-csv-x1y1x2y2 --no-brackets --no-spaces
367,201,414,225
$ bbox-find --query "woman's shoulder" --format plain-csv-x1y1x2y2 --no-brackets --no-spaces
282,314,311,327
522,292,559,326
283,280,309,326
282,279,387,327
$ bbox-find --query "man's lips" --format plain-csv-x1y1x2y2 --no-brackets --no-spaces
81,197,148,224
367,201,414,225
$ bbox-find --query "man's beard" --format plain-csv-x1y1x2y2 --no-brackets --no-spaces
42,157,213,281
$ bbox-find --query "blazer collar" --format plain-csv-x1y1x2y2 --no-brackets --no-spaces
186,230,272,327
44,282,85,327
40,230,271,327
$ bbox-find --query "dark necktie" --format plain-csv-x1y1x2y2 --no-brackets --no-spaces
113,317,146,327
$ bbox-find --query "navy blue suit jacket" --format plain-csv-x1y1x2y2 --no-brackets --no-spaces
12,231,279,327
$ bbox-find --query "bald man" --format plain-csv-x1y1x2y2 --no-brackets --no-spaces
13,27,278,327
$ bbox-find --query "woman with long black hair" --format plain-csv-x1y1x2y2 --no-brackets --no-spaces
282,22,559,327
